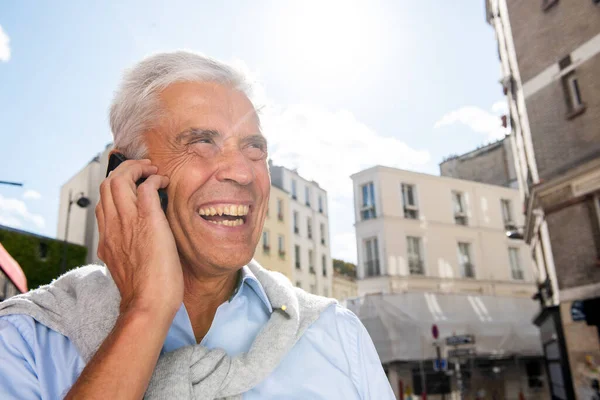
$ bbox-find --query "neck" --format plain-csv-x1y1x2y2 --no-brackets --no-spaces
182,264,240,343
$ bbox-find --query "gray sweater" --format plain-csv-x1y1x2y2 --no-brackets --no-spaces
0,260,336,399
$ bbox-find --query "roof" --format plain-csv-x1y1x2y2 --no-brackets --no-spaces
347,292,542,363
0,243,27,293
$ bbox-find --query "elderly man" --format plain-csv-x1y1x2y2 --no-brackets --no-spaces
0,51,394,399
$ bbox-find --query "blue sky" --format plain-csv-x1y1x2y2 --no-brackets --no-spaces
0,0,508,262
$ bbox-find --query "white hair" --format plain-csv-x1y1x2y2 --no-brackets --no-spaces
109,51,252,159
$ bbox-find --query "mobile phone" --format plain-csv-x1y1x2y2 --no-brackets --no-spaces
106,153,168,214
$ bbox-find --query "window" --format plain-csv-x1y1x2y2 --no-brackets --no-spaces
38,242,48,261
310,283,316,294
402,184,419,219
526,361,544,389
291,179,297,200
562,72,585,117
262,231,270,253
296,281,301,288
295,245,301,269
318,195,324,213
509,247,524,280
277,199,284,221
305,186,311,207
320,223,326,246
458,242,474,278
361,182,376,220
322,254,327,276
501,199,515,230
278,235,285,257
364,237,380,277
309,249,315,274
407,236,424,275
293,211,299,234
307,217,312,239
323,287,329,297
452,191,468,226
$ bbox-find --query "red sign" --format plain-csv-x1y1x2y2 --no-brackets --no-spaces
432,324,439,340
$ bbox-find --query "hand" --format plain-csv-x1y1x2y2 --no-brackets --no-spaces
96,159,183,318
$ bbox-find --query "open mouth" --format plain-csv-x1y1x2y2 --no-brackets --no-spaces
198,204,250,227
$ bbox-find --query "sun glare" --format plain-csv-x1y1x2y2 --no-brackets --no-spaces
277,1,384,84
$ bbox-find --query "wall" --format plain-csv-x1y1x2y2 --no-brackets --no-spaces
353,167,535,296
253,185,292,280
440,139,516,188
332,272,357,301
546,199,600,291
506,0,600,83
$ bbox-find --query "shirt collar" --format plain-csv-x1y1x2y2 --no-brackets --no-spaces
231,264,273,313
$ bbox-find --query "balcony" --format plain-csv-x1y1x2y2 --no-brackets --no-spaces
408,259,424,275
365,260,381,277
454,213,468,226
462,262,475,278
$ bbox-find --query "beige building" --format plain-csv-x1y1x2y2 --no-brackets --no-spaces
486,1,600,398
352,166,536,298
270,164,333,297
332,271,357,302
57,144,112,264
253,185,292,280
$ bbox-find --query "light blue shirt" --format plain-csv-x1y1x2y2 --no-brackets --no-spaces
0,266,394,399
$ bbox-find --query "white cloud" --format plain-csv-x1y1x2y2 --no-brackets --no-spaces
0,25,11,62
262,104,431,263
23,190,42,200
434,101,509,142
0,194,45,229
491,100,508,114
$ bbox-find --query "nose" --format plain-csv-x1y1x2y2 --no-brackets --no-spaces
215,147,254,186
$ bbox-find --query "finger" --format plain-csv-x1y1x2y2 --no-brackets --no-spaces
110,164,159,219
137,175,170,216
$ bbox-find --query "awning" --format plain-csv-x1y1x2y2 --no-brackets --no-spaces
346,292,542,364
0,243,28,293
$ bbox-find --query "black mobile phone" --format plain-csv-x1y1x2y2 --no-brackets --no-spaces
106,153,168,214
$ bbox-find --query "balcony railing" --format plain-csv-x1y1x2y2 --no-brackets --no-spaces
408,259,424,275
365,260,380,277
462,262,475,278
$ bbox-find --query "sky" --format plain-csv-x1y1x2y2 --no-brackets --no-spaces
0,0,508,263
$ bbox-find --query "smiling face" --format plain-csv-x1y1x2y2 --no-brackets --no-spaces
144,81,270,276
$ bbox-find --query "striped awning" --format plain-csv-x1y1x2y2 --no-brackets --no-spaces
0,243,27,293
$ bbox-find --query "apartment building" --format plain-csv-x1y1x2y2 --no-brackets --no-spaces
440,136,518,189
270,164,332,297
332,271,358,302
352,166,536,298
253,185,292,280
486,1,600,398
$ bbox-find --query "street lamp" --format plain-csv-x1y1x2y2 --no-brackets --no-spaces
60,191,90,274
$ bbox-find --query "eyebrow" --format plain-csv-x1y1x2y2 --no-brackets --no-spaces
176,128,268,147
175,128,220,143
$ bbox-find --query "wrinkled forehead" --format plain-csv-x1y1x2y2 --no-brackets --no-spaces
158,80,261,135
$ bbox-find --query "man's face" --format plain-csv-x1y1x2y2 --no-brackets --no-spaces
145,81,269,274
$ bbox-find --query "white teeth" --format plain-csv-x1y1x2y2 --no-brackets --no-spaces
217,207,224,216
199,209,206,216
230,207,238,217
224,205,230,215
210,207,216,216
237,205,243,216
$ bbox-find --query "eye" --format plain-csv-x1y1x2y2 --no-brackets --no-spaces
244,142,267,160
